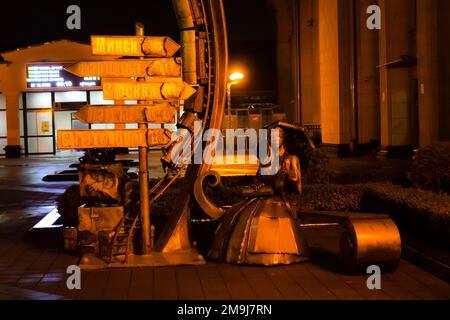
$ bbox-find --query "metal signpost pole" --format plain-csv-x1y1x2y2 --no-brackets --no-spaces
135,22,152,254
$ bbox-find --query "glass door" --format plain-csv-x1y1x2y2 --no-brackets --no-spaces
26,109,54,154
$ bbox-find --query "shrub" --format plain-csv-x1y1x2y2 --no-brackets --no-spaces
299,182,450,246
363,183,450,246
408,142,450,193
58,176,450,248
303,148,336,184
150,178,184,219
301,184,367,212
207,176,253,207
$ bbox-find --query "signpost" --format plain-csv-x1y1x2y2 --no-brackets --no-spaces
91,35,180,57
57,23,197,260
135,23,152,254
102,78,196,101
74,103,177,124
57,129,172,149
65,58,182,78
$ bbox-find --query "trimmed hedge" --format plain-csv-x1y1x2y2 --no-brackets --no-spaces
408,142,450,193
302,148,408,185
303,148,335,184
57,177,450,247
153,176,450,247
303,183,450,246
301,184,367,212
363,183,450,246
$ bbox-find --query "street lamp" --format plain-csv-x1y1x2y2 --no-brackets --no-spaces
227,72,244,129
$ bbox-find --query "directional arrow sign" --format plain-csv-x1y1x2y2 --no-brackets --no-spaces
65,58,182,78
102,78,196,101
74,103,177,124
91,36,180,57
57,129,172,149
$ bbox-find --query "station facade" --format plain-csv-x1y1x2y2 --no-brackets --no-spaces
271,0,450,156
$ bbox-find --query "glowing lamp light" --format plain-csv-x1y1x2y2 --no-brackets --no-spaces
229,72,244,82
226,72,245,129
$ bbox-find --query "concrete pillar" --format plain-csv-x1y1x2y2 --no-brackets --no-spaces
291,0,302,124
438,0,450,141
299,0,321,126
356,0,380,147
417,0,439,146
318,0,352,154
4,91,21,157
378,0,417,156
271,0,296,121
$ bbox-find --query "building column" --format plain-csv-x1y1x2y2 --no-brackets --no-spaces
417,0,439,146
356,0,380,152
299,0,321,126
271,0,296,122
318,0,352,155
378,0,417,158
4,91,21,158
438,0,450,141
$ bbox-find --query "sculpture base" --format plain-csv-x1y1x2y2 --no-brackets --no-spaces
79,250,206,270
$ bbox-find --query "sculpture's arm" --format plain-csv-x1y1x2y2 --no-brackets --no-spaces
283,155,302,194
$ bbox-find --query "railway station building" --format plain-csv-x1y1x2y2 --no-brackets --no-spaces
270,0,450,156
0,40,174,157
0,40,114,157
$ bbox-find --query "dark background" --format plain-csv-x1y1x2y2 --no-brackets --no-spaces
0,0,277,92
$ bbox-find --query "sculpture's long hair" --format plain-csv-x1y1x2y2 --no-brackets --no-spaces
265,121,315,171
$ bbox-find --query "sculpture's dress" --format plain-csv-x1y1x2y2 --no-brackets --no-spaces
208,151,309,266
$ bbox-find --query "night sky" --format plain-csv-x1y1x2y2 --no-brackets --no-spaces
0,0,277,92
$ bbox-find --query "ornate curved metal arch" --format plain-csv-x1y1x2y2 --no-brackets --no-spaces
193,170,225,220
154,0,228,252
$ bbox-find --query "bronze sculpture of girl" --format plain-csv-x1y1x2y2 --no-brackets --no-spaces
208,122,312,265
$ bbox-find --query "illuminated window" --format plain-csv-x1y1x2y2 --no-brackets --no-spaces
26,92,52,109
89,91,113,105
55,91,87,103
